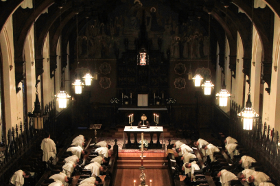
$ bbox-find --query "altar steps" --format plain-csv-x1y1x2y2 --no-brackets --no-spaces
117,156,168,169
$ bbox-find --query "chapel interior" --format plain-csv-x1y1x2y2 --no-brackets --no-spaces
0,0,280,185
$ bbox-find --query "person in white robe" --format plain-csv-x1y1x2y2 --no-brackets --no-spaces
10,170,30,186
48,180,64,186
216,169,238,186
84,162,105,177
259,182,275,186
90,156,107,165
181,151,196,163
96,141,107,147
176,144,193,156
203,144,220,162
67,146,85,159
71,139,84,147
237,169,255,186
182,161,200,181
224,136,238,146
95,147,109,158
239,155,256,169
173,140,184,149
41,132,57,162
72,135,84,143
49,172,71,186
64,155,79,164
62,161,76,177
193,138,209,156
248,171,271,186
225,143,239,159
79,176,102,185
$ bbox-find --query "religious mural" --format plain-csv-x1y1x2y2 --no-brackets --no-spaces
77,0,209,60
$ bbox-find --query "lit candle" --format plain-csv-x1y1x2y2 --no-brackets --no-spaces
150,179,152,186
130,93,132,99
141,132,144,152
132,114,134,122
134,180,136,186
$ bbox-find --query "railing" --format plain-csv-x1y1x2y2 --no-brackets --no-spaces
104,139,118,186
214,100,280,185
167,153,181,186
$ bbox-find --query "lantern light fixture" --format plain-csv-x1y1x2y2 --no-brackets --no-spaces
137,47,149,66
237,93,259,130
192,74,204,87
216,88,231,106
72,78,84,94
55,90,71,108
83,73,93,86
201,80,214,95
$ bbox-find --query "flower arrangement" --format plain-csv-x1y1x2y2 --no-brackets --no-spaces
139,139,149,148
110,97,120,104
166,98,176,104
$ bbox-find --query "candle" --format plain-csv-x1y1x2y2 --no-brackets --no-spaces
134,180,136,186
130,93,132,98
153,113,155,122
122,93,123,99
154,93,155,99
132,114,134,122
141,132,144,152
150,179,152,186
162,92,164,99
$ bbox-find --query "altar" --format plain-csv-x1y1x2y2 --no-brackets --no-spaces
123,126,164,149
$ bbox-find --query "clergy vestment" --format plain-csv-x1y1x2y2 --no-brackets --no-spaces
205,144,220,162
95,147,109,158
183,161,200,180
251,171,270,186
64,155,79,164
225,136,238,145
71,139,84,147
259,182,275,186
49,172,67,185
67,146,83,158
73,135,84,142
225,143,239,159
180,144,193,156
241,155,256,169
41,138,57,162
174,140,185,149
220,169,238,186
48,180,64,186
197,138,209,156
62,161,75,177
241,169,255,186
96,141,107,147
10,170,25,186
79,177,96,185
84,162,101,177
90,156,103,164
183,152,196,163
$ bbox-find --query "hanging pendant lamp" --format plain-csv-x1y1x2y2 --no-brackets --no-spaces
201,80,214,95
56,90,71,108
83,73,93,86
192,74,204,87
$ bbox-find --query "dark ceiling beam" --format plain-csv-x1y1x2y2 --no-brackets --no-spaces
215,2,252,77
263,0,280,18
0,0,23,33
14,0,55,90
35,2,73,79
232,0,273,93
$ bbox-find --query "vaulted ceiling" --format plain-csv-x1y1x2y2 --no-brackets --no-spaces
0,0,279,92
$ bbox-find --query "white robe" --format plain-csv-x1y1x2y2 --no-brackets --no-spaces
96,141,107,147
64,155,79,164
251,171,270,186
174,141,184,149
183,161,200,179
49,172,67,185
73,135,84,142
79,183,96,186
197,138,209,156
71,139,84,147
84,162,101,177
183,152,196,163
79,177,96,185
259,182,275,186
180,144,193,156
206,144,220,162
225,136,238,145
242,169,255,179
48,180,63,186
90,156,103,164
67,146,83,158
62,161,75,177
220,169,238,186
241,155,256,169
10,170,24,186
95,147,109,158
41,138,57,162
225,143,239,159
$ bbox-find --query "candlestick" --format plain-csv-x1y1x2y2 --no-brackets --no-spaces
141,132,144,152
130,93,132,98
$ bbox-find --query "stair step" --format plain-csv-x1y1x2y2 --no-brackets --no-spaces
117,164,168,169
118,157,166,160
118,159,168,163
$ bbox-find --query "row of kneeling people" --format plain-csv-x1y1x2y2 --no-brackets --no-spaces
39,134,111,186
172,136,276,186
